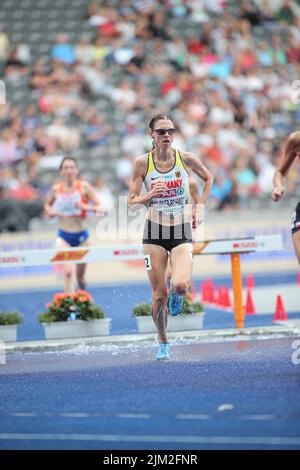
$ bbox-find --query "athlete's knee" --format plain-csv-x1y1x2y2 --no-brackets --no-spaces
172,279,189,295
64,267,72,279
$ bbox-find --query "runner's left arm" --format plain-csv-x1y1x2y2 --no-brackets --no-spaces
76,182,102,214
182,152,213,226
184,153,214,205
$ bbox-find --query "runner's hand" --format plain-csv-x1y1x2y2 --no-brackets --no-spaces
192,204,204,228
148,182,167,199
46,208,58,218
75,201,88,210
271,186,284,202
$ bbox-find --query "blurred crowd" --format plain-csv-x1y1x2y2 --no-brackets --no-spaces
0,0,300,230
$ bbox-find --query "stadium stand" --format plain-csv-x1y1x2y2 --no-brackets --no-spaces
0,0,300,230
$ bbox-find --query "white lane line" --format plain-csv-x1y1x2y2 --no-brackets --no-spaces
4,412,281,421
0,433,299,446
176,414,211,420
116,413,150,419
240,415,275,421
6,412,148,419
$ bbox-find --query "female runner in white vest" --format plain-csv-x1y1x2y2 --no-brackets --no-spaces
44,156,101,293
128,114,213,360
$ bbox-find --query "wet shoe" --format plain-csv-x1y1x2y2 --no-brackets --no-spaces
156,343,170,361
169,288,184,316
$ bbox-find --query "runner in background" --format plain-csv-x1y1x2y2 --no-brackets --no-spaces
44,156,101,292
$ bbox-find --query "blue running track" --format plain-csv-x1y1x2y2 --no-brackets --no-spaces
0,337,300,450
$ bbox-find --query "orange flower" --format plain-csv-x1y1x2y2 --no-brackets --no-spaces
53,292,72,307
47,290,95,311
76,289,92,300
77,289,86,295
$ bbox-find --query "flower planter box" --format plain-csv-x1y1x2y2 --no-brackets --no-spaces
135,312,205,334
42,318,111,340
0,325,18,342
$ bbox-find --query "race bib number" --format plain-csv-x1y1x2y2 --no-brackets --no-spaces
144,254,152,271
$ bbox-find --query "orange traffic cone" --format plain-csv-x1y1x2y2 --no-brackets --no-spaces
273,295,288,321
216,285,224,307
246,275,255,289
245,288,256,315
223,286,232,309
201,279,214,303
207,279,215,303
201,281,208,302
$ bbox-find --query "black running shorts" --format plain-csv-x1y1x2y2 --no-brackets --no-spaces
142,219,192,252
291,201,300,234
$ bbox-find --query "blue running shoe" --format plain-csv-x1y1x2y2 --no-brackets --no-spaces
156,343,170,361
169,288,184,316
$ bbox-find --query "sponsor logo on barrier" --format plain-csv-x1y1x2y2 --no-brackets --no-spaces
113,249,142,257
232,242,258,249
50,250,89,262
0,256,25,264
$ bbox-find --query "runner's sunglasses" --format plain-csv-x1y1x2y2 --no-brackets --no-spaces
153,128,177,135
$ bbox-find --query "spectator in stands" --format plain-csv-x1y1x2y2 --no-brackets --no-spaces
0,129,21,167
0,179,44,233
75,36,94,64
116,154,133,192
93,176,115,212
46,118,80,152
4,45,30,80
51,34,75,65
82,113,110,148
0,24,9,72
277,0,296,23
1,0,300,215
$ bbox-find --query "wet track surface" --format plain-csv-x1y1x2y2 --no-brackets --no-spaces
1,337,300,450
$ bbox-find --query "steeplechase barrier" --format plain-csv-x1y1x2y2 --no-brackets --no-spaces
0,234,282,329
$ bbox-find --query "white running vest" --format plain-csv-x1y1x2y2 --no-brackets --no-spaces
53,181,87,218
143,149,190,217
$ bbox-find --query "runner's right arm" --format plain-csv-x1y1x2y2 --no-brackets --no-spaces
272,134,299,201
44,185,58,218
128,155,166,211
